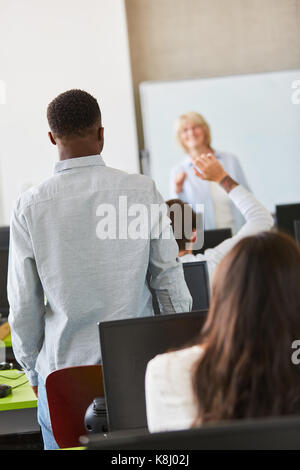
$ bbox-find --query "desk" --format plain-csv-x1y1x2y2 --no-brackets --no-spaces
0,370,40,440
2,332,11,348
0,327,43,449
0,330,18,366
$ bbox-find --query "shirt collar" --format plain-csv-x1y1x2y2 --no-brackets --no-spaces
54,154,106,174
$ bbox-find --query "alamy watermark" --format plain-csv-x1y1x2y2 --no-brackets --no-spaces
95,196,205,251
291,340,300,365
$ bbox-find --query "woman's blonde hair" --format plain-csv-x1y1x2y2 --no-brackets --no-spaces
175,111,212,152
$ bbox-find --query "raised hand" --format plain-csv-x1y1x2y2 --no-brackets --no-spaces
192,153,227,183
193,153,238,192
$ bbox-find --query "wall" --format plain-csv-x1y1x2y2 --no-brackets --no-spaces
125,0,300,149
0,0,139,225
1,0,300,223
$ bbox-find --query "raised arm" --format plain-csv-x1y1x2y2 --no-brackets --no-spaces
192,154,274,278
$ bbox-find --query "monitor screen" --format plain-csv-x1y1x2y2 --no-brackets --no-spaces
150,261,210,314
182,261,210,311
99,309,208,432
193,227,232,255
0,248,9,316
276,203,300,238
0,227,9,248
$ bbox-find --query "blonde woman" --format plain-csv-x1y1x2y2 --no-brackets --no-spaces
170,112,251,232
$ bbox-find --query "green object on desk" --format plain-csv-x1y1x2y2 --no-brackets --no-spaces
2,332,12,348
0,369,37,411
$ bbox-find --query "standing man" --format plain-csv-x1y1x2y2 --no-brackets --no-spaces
8,89,192,449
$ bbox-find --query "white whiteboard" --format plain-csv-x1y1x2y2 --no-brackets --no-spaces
140,69,300,212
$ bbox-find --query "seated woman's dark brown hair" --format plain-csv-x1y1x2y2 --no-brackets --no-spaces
192,230,300,425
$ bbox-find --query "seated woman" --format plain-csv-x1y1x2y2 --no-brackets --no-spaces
166,153,273,280
145,230,300,433
169,112,251,232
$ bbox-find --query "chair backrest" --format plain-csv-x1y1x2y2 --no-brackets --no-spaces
45,364,104,449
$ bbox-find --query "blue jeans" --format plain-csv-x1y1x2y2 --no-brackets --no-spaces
37,375,60,450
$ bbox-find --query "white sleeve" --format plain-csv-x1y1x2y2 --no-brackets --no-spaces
145,347,202,433
202,185,274,279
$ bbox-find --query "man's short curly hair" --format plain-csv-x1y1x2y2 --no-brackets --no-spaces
47,89,101,138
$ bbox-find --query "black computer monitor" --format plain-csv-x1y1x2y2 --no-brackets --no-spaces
83,415,300,450
183,261,210,311
193,227,232,255
150,261,210,314
0,226,9,248
98,309,208,432
0,248,9,318
294,220,300,245
275,203,300,238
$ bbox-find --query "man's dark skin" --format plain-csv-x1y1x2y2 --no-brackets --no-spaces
48,122,104,161
31,122,104,398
